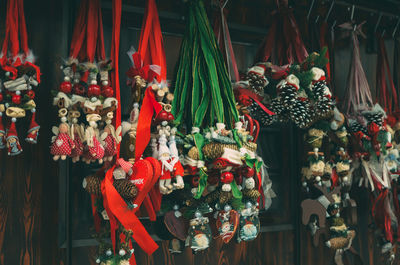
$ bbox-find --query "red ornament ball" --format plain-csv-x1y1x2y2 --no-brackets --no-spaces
101,85,114,97
27,90,35,99
73,83,85,95
88,84,101,97
12,94,21,104
59,81,72,94
243,167,255,178
167,112,174,121
156,110,168,121
220,172,234,184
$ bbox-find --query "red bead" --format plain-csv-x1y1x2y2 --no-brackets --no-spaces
156,110,168,121
191,176,200,187
73,83,85,95
27,90,35,99
243,167,255,178
87,84,101,97
167,112,174,121
220,172,234,184
12,94,21,104
101,85,114,97
0,94,3,102
59,81,72,94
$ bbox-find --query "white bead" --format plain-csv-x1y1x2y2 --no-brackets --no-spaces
342,176,348,182
119,249,126,256
194,211,202,218
91,80,97,85
302,181,307,187
82,178,87,188
102,80,108,86
95,258,101,264
106,249,112,256
224,204,232,212
64,76,70,82
245,201,252,209
130,248,135,254
91,97,97,102
315,176,321,182
31,108,36,113
61,117,67,123
72,118,77,123
5,72,10,77
11,118,16,123
16,91,21,95
173,204,179,210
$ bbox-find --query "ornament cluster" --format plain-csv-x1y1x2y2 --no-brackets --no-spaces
51,58,120,163
0,54,40,155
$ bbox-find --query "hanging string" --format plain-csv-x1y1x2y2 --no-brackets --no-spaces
255,0,308,65
213,0,240,82
339,22,373,116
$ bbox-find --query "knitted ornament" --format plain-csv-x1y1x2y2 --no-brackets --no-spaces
113,179,138,200
6,119,22,156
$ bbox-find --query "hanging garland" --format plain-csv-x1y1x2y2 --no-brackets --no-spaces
0,0,41,156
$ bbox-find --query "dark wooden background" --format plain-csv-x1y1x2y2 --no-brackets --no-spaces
1,0,400,264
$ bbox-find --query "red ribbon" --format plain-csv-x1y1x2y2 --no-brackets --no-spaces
126,52,160,82
319,22,332,85
104,166,158,255
377,35,398,114
236,88,275,115
138,0,166,82
135,87,162,161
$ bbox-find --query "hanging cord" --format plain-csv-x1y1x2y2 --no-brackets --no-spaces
376,34,398,114
339,21,373,116
213,0,240,82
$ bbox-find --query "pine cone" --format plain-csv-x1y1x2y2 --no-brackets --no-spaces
113,179,138,200
242,188,261,201
312,80,327,99
205,190,220,204
188,146,200,160
84,175,102,196
247,102,276,127
246,72,267,95
279,84,297,108
219,191,233,204
290,98,311,128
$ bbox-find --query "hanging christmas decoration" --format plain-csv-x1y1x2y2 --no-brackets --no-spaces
50,0,121,164
0,0,41,156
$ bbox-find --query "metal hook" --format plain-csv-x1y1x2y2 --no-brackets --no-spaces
393,17,400,38
315,15,320,24
374,13,382,33
325,0,335,22
307,0,316,20
382,29,386,38
350,5,355,21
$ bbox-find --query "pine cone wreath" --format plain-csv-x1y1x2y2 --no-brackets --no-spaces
113,179,138,200
83,175,102,196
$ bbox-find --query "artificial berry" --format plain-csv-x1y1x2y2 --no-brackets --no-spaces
191,176,200,187
156,110,168,121
166,112,174,121
59,81,72,94
220,172,234,184
243,167,255,178
73,83,86,95
12,94,21,104
88,84,101,97
27,90,35,99
101,85,114,97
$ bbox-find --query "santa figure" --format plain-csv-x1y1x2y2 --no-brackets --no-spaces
6,119,22,156
25,110,40,144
